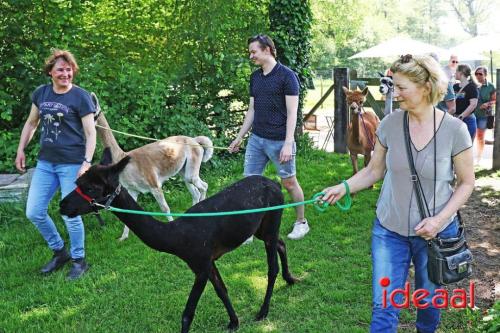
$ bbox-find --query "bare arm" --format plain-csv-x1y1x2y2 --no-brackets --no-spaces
77,113,97,176
321,138,387,203
15,104,40,173
279,95,299,163
458,98,478,118
228,97,255,153
415,147,474,239
446,99,456,115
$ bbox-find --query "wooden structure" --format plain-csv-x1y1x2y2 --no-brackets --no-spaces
0,169,34,203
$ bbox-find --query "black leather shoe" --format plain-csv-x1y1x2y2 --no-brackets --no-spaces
67,259,89,280
40,248,71,274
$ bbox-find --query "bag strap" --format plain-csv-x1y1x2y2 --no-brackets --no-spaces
403,110,465,242
403,111,433,220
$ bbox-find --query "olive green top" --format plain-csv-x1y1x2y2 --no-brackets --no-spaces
475,81,495,118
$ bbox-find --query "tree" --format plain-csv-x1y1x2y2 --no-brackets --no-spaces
269,0,313,134
448,0,494,37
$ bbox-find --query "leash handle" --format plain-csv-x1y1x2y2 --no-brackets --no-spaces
335,180,352,211
313,180,352,212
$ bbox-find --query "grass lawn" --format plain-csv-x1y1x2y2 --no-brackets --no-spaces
0,147,487,332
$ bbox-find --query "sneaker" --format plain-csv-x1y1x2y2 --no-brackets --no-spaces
67,258,89,280
287,220,310,240
242,236,254,245
40,248,71,275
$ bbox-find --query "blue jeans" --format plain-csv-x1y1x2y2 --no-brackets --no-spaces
476,116,488,130
370,217,459,333
461,114,477,142
26,160,85,259
243,134,296,179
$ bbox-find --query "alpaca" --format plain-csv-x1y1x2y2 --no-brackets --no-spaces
60,150,298,333
343,86,380,175
91,93,213,241
378,72,394,116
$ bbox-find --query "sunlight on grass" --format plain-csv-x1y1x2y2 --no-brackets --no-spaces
62,305,84,319
20,304,50,321
260,320,277,332
248,274,267,293
95,271,119,284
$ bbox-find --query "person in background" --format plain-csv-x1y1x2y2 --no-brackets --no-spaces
320,54,474,333
430,53,456,114
474,66,496,164
443,54,459,82
453,64,479,141
228,34,309,242
15,49,96,280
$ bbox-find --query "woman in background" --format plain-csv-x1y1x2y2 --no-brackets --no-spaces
474,66,496,164
453,64,478,141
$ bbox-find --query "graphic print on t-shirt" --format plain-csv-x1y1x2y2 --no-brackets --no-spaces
39,102,70,143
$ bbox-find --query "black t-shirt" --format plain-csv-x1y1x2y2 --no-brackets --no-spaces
453,81,478,116
32,84,95,164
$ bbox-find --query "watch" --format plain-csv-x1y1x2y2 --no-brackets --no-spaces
83,157,92,164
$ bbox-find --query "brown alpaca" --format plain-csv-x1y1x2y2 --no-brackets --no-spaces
343,86,380,175
91,93,213,240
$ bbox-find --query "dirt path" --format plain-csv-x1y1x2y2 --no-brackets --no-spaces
453,169,500,308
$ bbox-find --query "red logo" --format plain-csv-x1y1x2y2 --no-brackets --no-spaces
380,277,475,309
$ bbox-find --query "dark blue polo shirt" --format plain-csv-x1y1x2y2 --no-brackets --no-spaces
32,84,95,164
250,62,299,140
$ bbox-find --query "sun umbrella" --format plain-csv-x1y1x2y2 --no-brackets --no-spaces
349,36,449,59
450,33,500,75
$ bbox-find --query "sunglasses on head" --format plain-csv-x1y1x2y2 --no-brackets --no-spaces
251,34,270,47
475,72,484,76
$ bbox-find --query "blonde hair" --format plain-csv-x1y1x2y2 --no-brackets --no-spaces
43,49,79,76
390,54,448,106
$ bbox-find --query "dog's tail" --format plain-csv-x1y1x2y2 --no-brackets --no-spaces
194,136,214,163
90,92,102,120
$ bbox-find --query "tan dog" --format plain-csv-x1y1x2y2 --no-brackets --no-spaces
92,93,213,240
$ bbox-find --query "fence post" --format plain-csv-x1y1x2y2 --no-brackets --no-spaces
493,69,500,170
334,67,349,153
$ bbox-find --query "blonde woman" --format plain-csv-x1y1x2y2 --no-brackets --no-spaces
321,55,474,332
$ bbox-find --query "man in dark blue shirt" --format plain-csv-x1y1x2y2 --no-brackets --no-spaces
228,34,309,241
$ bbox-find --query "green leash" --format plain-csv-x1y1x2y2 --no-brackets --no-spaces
101,181,352,217
312,180,351,212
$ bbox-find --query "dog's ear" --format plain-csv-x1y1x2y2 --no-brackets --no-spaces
378,72,384,77
342,86,349,94
361,87,369,96
100,147,113,166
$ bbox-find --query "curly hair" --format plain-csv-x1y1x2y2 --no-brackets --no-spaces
390,54,448,106
43,49,79,76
